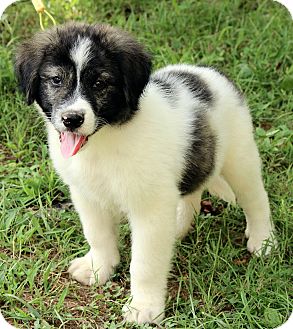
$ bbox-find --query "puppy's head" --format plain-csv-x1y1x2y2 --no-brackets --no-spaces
15,22,152,158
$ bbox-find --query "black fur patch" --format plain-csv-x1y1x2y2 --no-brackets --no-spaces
150,68,216,194
166,70,213,104
179,113,216,195
150,77,174,96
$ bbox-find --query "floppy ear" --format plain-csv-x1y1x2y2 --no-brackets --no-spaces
14,40,43,105
119,43,152,111
100,24,152,111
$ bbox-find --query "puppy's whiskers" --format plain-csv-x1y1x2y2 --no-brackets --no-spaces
97,117,110,127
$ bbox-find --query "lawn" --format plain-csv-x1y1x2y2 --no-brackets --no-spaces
0,0,292,328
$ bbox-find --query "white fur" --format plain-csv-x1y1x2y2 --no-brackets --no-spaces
207,175,236,204
52,96,96,135
45,64,276,324
49,38,96,134
70,37,92,80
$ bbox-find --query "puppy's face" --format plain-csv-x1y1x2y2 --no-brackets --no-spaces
15,23,151,157
36,36,125,135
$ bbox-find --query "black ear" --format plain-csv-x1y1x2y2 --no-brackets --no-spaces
14,40,43,105
99,24,153,111
119,43,152,111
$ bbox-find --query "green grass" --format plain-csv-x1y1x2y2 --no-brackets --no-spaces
1,0,292,328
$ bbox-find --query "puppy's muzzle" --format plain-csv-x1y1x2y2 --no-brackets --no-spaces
62,113,84,130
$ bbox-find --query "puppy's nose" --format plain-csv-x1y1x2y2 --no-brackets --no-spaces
62,113,84,130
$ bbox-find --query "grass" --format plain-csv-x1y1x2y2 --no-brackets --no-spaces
0,0,292,328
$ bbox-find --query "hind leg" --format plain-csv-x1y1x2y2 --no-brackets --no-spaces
222,139,276,255
176,189,203,240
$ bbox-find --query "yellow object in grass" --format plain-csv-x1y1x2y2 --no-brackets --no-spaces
31,0,56,30
31,0,45,13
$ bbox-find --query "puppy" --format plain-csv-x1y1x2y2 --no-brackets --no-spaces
15,22,276,324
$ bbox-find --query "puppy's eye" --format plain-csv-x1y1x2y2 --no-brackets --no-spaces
93,80,106,90
51,76,62,86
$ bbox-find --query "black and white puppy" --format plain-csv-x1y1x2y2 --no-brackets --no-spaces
15,22,276,324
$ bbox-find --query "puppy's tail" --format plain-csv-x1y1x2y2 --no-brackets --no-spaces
207,175,236,204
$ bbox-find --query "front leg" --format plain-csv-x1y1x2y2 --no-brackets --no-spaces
68,187,120,286
123,198,177,324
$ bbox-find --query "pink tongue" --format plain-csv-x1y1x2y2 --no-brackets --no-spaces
60,132,86,159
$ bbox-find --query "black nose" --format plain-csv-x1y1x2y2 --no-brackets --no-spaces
62,113,84,130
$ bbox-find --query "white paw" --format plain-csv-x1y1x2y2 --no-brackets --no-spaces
247,231,277,256
123,299,165,324
68,251,119,285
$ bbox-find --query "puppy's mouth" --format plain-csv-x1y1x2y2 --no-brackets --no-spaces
59,132,88,159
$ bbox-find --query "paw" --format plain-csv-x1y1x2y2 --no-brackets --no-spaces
68,251,119,285
247,231,277,256
123,299,164,324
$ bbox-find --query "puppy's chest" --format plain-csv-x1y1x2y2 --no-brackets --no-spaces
58,150,142,209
